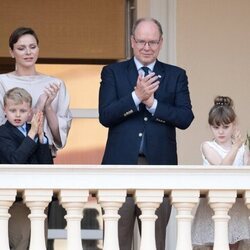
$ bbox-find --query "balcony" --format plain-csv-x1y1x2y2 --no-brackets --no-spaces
0,165,250,250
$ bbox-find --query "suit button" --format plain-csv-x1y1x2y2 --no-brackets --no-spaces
139,133,143,137
144,117,148,121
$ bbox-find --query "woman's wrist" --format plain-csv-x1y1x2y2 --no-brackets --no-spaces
45,104,53,112
35,99,47,111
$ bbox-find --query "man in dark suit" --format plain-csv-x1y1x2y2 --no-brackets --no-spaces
99,18,194,250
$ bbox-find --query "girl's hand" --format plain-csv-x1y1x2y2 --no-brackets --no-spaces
232,129,245,149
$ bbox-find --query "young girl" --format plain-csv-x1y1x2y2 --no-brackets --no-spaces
192,96,250,250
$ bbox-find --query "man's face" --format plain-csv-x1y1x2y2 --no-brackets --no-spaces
131,20,163,66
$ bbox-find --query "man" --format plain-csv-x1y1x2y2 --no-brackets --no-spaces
99,18,194,250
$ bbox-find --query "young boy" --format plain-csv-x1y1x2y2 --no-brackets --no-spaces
0,87,53,249
0,87,53,164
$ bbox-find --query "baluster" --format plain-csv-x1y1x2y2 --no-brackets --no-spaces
244,190,250,220
97,189,126,250
59,189,89,250
0,190,16,250
24,189,53,250
171,190,199,250
208,190,236,250
135,189,164,250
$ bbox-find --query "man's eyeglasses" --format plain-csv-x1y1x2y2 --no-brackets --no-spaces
133,36,161,49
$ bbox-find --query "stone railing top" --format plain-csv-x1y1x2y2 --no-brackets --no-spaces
0,165,250,193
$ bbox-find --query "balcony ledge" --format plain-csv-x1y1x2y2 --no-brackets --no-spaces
0,165,250,192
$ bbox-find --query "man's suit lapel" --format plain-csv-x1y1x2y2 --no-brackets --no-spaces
153,60,167,99
127,59,138,89
126,59,146,111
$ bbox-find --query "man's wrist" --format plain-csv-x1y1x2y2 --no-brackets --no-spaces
132,91,141,110
145,99,154,108
146,99,158,115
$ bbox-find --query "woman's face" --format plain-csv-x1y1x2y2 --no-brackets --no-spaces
10,34,39,69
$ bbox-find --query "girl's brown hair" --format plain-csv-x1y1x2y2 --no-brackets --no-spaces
208,96,236,126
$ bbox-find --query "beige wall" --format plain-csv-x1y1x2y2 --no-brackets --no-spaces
176,0,250,164
36,64,107,164
0,0,126,59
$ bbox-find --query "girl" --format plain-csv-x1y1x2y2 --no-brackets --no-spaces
192,96,250,250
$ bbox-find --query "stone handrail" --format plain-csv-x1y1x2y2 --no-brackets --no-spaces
0,165,250,250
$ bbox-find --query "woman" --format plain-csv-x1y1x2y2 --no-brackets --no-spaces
0,27,72,249
0,27,72,156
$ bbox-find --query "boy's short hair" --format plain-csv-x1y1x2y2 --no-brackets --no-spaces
4,87,32,107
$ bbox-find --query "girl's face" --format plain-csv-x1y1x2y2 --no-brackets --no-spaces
10,34,39,69
210,122,235,145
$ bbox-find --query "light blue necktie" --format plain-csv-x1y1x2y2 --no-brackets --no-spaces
19,124,27,136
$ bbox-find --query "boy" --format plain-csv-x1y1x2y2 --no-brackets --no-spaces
0,87,53,164
0,87,53,249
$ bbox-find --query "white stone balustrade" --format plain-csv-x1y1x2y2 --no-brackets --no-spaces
59,189,89,250
97,189,126,250
0,190,16,250
244,190,250,219
24,189,53,250
0,165,250,250
135,189,164,250
208,190,236,250
171,190,200,250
